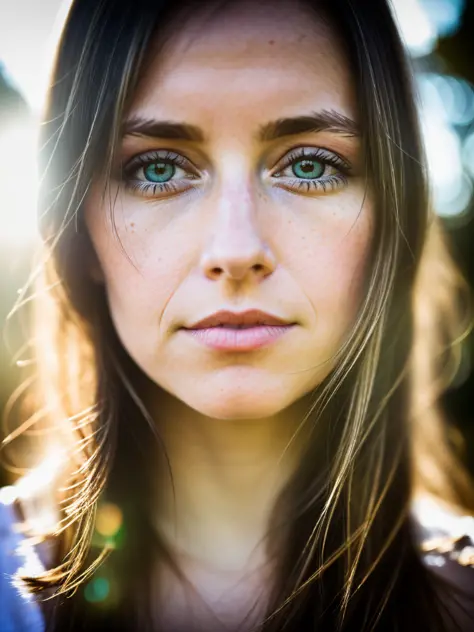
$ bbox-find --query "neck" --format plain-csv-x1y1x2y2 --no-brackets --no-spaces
146,387,314,573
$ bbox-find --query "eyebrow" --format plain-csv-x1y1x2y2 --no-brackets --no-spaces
122,109,360,143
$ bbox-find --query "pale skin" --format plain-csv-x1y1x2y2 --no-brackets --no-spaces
85,0,374,629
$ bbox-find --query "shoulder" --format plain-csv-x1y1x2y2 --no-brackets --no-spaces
0,487,46,632
411,494,474,631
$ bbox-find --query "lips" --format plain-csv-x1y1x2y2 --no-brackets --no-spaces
182,321,296,351
184,308,293,330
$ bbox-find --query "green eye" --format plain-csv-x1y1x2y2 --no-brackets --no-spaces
122,150,199,198
144,162,175,183
272,146,351,194
122,146,351,200
291,159,325,180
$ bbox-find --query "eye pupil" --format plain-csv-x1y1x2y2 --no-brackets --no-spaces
144,162,175,183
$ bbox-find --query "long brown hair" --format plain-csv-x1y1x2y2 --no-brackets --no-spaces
2,1,474,630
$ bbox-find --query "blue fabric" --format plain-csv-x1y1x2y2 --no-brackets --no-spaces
0,495,45,632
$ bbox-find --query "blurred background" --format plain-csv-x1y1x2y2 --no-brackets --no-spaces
0,0,473,487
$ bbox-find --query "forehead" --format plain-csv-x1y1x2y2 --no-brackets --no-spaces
129,0,356,131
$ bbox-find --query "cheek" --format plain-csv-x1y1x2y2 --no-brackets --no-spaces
85,203,188,353
291,200,373,340
101,246,185,343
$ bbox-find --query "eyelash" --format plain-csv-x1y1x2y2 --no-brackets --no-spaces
121,147,351,199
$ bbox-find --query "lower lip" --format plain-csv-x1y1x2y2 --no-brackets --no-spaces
181,324,296,351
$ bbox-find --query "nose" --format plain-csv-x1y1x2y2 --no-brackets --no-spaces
200,183,277,283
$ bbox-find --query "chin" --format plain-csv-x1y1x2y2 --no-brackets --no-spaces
178,382,297,420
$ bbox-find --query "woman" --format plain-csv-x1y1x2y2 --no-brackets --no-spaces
1,0,474,630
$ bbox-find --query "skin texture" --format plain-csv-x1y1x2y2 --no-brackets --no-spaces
84,0,374,628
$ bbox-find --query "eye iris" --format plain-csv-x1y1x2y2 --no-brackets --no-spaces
144,162,175,183
292,159,324,179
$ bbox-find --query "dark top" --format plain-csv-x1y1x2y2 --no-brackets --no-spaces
1,487,474,631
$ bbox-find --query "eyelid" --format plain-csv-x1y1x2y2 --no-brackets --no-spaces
122,149,199,176
271,145,352,175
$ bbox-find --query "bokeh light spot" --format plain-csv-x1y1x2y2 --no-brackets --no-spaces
420,0,466,38
84,577,110,603
95,502,123,538
463,132,474,179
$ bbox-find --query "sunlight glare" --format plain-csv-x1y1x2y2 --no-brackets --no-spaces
15,446,66,501
0,123,40,246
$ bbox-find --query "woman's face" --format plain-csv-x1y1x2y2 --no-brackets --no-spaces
85,0,373,420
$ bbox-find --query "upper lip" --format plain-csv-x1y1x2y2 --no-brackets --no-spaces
184,309,295,329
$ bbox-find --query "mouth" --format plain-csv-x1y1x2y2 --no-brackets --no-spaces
181,322,296,351
185,308,294,330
